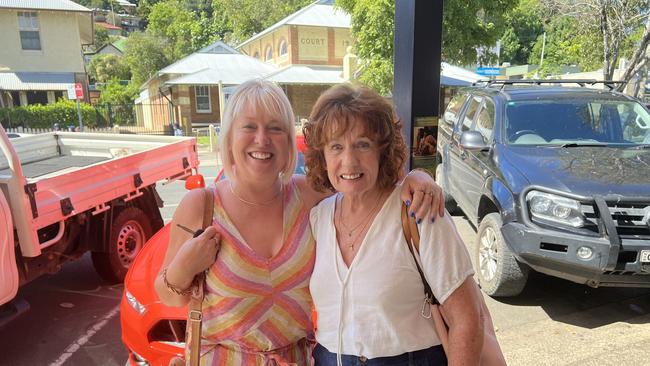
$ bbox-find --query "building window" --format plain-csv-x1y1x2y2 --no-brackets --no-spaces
265,45,273,61
195,85,211,113
278,39,287,57
18,12,41,50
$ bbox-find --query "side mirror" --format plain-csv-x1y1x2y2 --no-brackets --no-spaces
184,174,206,190
460,131,490,151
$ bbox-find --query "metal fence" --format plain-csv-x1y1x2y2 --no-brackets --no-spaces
94,102,173,135
3,125,176,135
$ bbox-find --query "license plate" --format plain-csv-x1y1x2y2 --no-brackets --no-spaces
641,250,650,263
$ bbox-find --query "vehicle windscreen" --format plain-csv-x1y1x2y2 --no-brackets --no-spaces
505,98,650,146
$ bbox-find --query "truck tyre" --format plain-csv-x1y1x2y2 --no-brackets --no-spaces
92,207,153,283
475,213,529,297
435,164,458,214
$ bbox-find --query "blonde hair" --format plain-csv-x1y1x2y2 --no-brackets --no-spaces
219,79,296,183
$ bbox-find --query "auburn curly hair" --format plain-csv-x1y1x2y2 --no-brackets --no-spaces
303,84,406,192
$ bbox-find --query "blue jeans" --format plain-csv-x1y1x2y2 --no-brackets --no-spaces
313,344,447,366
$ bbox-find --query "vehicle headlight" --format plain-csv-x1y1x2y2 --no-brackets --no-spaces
125,290,147,316
526,191,585,227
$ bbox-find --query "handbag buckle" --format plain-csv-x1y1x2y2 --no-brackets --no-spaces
421,296,432,319
188,310,203,321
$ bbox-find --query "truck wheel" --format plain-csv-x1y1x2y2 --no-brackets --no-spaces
476,213,529,297
435,164,458,214
92,207,153,283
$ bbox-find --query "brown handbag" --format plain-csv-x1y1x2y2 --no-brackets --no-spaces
184,188,215,366
400,203,507,366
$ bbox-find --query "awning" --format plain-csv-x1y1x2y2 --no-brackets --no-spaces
263,65,344,85
441,62,487,86
0,72,75,91
164,54,276,86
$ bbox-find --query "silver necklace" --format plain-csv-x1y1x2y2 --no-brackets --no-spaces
336,192,384,250
228,180,282,206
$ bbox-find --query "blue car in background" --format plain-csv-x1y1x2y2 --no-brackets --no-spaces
436,80,650,297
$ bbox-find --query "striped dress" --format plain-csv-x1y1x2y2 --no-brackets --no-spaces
196,180,316,365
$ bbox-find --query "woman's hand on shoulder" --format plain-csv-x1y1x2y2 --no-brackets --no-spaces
401,169,445,223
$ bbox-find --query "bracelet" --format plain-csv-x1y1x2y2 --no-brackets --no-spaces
412,168,434,178
162,267,193,296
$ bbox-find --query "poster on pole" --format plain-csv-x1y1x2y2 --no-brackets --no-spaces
74,83,84,99
66,84,76,99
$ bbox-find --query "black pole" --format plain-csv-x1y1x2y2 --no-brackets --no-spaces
393,0,444,170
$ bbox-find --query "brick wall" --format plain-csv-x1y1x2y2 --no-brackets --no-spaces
286,85,330,120
189,85,221,124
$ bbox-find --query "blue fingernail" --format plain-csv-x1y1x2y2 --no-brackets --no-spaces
410,212,415,218
417,218,422,225
406,200,411,207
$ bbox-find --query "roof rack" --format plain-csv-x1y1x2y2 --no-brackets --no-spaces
472,79,627,91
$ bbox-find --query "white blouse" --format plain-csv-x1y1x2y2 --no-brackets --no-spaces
309,187,474,360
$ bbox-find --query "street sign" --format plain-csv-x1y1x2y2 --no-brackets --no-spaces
66,84,76,99
476,67,501,76
74,83,84,99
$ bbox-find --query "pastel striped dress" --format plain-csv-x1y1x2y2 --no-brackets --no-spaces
196,180,316,365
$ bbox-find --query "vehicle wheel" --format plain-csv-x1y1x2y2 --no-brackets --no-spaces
435,163,458,214
475,213,529,297
92,207,153,283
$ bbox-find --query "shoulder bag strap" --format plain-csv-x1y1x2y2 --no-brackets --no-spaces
187,188,214,366
401,203,438,305
401,203,450,354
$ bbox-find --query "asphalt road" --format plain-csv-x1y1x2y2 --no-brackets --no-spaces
1,148,649,365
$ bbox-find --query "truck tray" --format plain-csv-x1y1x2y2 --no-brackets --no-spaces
0,156,109,178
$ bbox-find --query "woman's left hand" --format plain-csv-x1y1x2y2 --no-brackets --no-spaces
401,169,445,223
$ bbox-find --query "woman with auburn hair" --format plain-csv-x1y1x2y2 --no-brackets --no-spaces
305,84,483,366
154,79,446,365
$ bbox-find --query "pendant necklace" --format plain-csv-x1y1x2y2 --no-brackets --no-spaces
337,192,384,251
229,180,281,206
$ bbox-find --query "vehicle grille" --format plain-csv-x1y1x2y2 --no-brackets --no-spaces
581,202,650,239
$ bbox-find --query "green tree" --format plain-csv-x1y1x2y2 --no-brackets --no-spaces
146,0,222,59
98,80,140,125
94,26,110,50
499,0,544,65
528,16,602,76
540,0,650,89
335,0,394,94
87,54,131,83
211,0,312,43
99,80,140,105
336,0,515,94
147,0,200,59
443,0,514,65
123,31,171,85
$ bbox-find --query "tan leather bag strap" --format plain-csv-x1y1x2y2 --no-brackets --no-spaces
401,204,506,365
401,203,450,352
401,203,437,305
186,188,214,366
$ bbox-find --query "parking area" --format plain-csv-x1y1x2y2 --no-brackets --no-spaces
1,149,649,366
